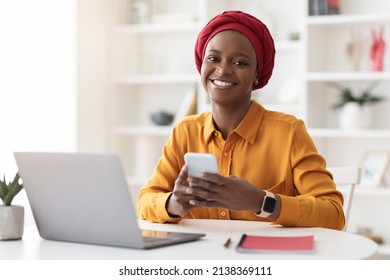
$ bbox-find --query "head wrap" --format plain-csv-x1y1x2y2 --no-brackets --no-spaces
195,11,275,90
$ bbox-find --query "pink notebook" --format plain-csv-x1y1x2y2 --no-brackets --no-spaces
236,234,314,253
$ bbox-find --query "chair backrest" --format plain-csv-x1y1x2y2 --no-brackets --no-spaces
328,167,361,231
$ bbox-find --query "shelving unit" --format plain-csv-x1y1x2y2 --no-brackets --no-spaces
110,0,204,183
105,0,390,257
303,3,390,252
302,0,390,169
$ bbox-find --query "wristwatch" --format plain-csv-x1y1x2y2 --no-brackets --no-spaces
257,190,276,218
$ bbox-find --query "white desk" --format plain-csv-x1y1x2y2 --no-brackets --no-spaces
0,219,378,260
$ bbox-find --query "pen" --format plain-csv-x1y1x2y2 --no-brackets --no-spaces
224,238,232,248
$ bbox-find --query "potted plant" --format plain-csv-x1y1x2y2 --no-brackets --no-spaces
0,172,24,240
331,81,385,129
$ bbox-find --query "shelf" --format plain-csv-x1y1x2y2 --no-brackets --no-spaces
306,72,390,82
307,14,390,26
116,22,201,33
308,128,390,138
113,74,199,85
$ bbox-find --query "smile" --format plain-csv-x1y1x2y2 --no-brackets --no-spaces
211,79,236,87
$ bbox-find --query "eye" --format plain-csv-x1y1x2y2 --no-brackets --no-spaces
206,55,219,63
233,60,249,67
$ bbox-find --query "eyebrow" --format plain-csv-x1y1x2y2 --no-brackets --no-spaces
206,49,252,59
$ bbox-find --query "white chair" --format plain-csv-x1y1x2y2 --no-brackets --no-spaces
328,167,361,231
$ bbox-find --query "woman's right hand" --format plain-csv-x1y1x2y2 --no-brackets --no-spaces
166,165,199,217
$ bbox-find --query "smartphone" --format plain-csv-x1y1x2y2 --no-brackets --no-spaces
184,152,219,186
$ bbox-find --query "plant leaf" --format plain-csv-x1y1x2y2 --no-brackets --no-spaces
331,81,385,109
3,173,23,206
0,178,7,201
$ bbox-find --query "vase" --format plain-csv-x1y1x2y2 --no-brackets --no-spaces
130,0,151,24
338,102,373,129
0,205,24,240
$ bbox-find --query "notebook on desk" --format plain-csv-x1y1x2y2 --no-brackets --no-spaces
14,152,205,249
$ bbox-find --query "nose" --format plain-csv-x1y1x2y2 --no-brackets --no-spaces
215,60,233,74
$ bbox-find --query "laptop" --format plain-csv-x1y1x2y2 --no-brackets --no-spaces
14,152,205,249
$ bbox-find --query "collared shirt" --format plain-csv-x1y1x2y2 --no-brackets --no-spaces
137,100,345,230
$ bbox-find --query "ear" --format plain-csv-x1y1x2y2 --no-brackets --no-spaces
253,72,259,86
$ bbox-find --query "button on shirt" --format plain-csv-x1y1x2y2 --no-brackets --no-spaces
137,101,345,230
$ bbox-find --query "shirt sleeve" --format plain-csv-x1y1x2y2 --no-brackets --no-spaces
137,128,184,223
275,120,345,230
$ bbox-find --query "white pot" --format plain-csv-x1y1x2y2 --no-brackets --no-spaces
0,205,24,240
339,102,373,129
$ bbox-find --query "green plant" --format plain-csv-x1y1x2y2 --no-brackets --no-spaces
331,81,385,109
0,173,23,206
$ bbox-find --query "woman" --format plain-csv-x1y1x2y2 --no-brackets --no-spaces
137,11,345,230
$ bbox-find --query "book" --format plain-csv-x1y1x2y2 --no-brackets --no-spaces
236,234,314,253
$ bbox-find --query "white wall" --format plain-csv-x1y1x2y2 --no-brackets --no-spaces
0,0,77,224
77,0,110,152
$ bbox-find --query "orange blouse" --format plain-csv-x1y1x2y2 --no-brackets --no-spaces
137,100,345,230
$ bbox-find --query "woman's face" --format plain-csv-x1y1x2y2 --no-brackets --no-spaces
201,30,258,107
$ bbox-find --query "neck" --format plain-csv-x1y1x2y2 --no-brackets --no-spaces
211,99,252,139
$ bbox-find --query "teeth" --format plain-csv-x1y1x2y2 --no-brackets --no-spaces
213,80,233,87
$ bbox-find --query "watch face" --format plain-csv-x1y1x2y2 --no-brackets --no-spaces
263,196,276,213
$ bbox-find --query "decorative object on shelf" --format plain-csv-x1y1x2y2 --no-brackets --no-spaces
0,172,24,240
370,26,386,72
288,31,300,41
331,81,385,129
308,0,327,15
346,30,363,71
338,102,373,129
309,0,339,16
173,88,198,125
130,0,151,25
326,0,340,15
150,111,174,126
360,150,390,187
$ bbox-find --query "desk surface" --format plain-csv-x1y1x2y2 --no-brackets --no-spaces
0,219,378,260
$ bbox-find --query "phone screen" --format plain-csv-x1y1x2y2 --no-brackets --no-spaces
184,153,218,186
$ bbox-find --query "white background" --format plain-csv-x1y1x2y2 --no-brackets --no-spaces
0,0,76,223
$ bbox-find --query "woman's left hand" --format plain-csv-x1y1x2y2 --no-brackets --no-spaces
186,173,263,213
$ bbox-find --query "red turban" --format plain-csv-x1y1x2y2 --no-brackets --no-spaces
195,11,275,90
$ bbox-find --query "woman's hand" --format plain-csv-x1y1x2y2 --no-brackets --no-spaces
166,165,200,217
186,173,264,213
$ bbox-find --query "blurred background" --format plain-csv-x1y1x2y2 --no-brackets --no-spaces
1,0,389,258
